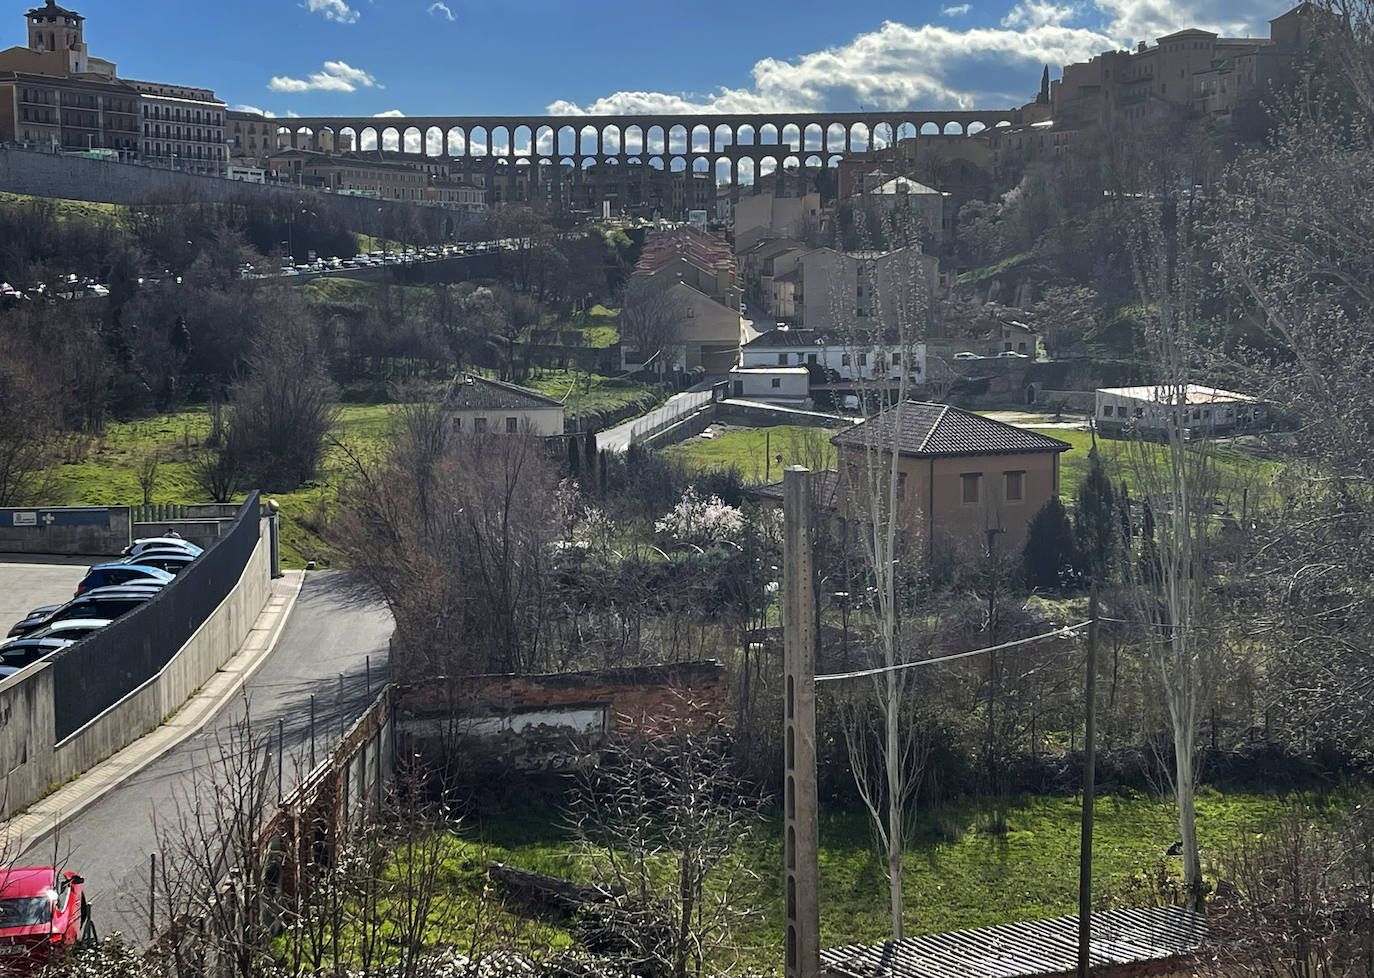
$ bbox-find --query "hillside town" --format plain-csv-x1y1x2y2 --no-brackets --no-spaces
0,0,1368,976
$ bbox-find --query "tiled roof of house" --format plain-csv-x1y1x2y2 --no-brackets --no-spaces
444,373,563,411
831,401,1071,458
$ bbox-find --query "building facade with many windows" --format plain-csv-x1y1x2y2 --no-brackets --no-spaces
129,80,226,176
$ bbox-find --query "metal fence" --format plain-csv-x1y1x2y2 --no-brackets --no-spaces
49,492,261,741
628,390,712,445
130,503,187,523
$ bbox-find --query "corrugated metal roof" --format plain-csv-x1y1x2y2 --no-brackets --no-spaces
444,374,563,411
822,906,1209,978
831,402,1071,458
1098,384,1259,405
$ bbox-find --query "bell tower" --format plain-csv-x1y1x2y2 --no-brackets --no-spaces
26,1,88,73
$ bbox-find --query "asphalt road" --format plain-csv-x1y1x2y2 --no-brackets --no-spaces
0,558,88,635
20,570,392,946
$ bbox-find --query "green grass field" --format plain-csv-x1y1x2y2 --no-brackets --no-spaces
42,405,396,568
665,425,843,484
418,788,1337,973
664,421,1277,507
1036,427,1279,505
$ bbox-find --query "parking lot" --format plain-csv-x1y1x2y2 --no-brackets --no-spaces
0,558,88,638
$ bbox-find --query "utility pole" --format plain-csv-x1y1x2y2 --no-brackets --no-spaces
1077,587,1099,978
783,466,820,978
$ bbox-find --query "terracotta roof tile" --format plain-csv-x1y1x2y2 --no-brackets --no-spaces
831,401,1071,458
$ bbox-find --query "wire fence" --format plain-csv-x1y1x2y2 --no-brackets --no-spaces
629,390,712,445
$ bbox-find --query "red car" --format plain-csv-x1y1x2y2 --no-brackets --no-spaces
0,868,95,969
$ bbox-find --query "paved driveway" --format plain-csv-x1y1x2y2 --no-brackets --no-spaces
0,557,90,635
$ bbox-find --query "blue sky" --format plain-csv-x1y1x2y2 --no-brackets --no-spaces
47,0,1287,118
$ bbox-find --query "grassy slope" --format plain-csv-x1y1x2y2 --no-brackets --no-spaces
665,425,843,484
460,789,1336,973
44,405,395,568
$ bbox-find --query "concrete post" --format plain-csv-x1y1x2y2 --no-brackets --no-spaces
266,498,281,579
782,466,820,978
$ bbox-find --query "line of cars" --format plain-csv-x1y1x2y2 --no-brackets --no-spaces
0,536,205,967
0,537,203,682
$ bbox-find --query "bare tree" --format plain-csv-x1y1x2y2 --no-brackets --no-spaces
1121,185,1219,913
619,275,687,377
229,297,339,494
0,334,56,507
333,399,557,677
567,708,763,978
827,207,936,940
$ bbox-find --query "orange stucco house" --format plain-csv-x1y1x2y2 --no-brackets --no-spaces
830,401,1072,557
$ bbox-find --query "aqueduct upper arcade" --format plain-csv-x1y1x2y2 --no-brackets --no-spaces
274,107,1027,212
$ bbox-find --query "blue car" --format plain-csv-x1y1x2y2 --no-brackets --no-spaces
75,564,174,597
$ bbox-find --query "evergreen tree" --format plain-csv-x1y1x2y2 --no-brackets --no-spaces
1073,448,1117,584
1022,497,1078,591
567,435,581,476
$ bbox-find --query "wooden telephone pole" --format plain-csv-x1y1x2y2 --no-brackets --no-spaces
783,466,820,978
1077,588,1099,977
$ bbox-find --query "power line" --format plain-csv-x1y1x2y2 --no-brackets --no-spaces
815,621,1092,683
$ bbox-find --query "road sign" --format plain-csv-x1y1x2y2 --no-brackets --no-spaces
11,512,35,527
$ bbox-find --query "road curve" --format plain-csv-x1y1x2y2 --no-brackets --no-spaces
19,570,392,947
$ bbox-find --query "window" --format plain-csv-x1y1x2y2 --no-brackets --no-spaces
1004,470,1025,503
771,378,782,389
778,353,788,366
961,472,982,505
1102,405,1112,417
807,353,818,365
897,471,907,503
841,353,851,366
506,417,519,433
857,353,867,367
892,352,902,366
474,417,488,433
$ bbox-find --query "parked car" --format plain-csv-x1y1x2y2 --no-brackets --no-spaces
28,618,113,644
122,538,202,559
74,564,174,597
0,637,76,670
121,551,196,575
995,350,1029,359
0,867,95,967
9,587,160,638
952,351,982,361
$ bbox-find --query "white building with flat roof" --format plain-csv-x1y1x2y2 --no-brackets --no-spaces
1096,384,1265,434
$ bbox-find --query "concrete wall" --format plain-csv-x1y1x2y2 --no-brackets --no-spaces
0,507,132,556
0,147,447,235
0,663,55,815
131,520,225,551
51,522,271,781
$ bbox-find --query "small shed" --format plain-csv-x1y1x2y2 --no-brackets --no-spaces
728,365,811,405
821,905,1209,978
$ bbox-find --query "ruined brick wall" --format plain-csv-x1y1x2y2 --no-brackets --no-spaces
396,661,730,779
399,660,728,736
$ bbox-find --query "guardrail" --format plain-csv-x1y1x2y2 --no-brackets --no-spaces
628,390,712,445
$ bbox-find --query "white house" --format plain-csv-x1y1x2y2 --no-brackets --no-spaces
740,328,928,384
443,373,565,436
1095,384,1265,434
727,365,811,405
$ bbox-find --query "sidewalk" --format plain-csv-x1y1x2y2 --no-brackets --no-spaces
4,571,304,850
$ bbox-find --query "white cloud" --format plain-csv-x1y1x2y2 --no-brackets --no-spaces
547,0,1276,115
268,61,379,93
303,0,359,24
1000,2,1075,29
428,2,455,21
549,19,1114,114
234,104,274,117
372,108,406,117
